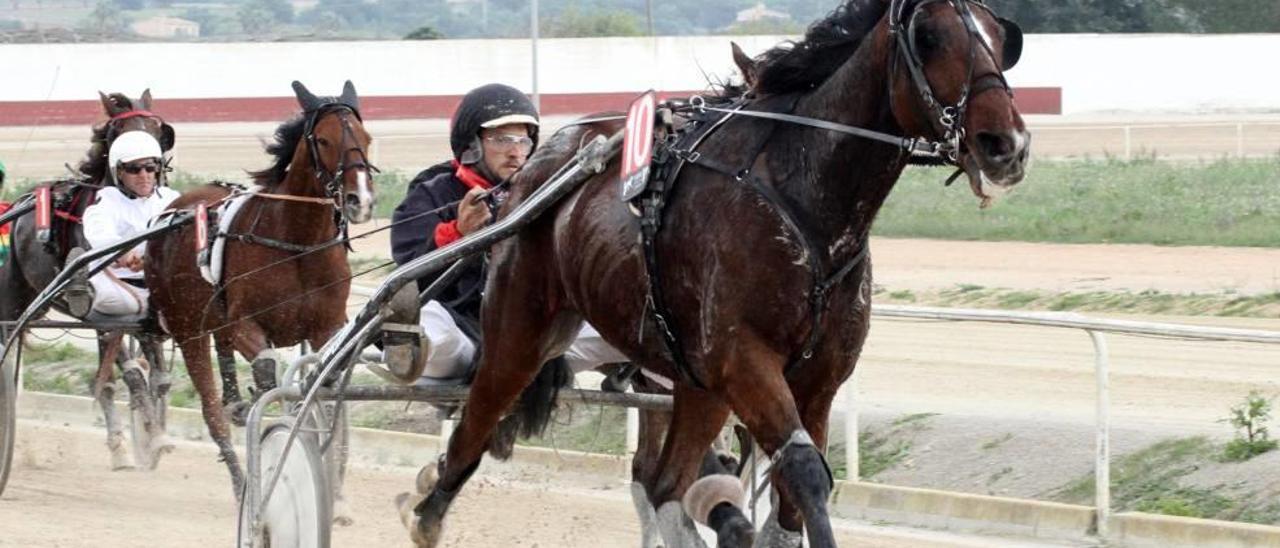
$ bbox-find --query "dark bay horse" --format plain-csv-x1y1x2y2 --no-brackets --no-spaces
145,81,375,498
0,90,179,470
411,0,1029,546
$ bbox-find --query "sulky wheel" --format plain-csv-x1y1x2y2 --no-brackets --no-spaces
0,333,17,497
239,421,332,548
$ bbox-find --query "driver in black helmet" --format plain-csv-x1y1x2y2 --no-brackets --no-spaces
387,83,543,380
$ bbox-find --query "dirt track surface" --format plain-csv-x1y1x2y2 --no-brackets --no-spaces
0,421,1084,548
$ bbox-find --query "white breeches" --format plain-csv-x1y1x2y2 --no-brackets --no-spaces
418,300,629,380
89,273,148,316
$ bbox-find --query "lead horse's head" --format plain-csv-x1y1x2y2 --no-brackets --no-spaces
291,80,377,224
885,0,1028,199
80,89,175,184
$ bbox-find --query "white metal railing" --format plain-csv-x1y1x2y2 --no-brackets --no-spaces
1032,121,1280,160
347,285,1280,536
852,304,1280,537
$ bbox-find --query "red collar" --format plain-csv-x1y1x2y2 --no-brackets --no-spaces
452,160,493,190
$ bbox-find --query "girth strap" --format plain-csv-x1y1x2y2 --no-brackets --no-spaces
222,231,345,254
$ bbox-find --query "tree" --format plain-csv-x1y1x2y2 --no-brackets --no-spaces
81,1,131,36
544,7,644,37
404,25,443,40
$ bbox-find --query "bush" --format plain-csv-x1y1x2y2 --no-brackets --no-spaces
1220,391,1278,462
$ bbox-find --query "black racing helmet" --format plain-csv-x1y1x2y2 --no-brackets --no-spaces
450,83,540,165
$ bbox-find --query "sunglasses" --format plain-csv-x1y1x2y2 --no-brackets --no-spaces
120,163,160,175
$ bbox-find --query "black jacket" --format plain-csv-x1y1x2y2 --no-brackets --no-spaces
390,162,486,325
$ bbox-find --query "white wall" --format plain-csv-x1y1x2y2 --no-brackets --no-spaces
2,34,1279,115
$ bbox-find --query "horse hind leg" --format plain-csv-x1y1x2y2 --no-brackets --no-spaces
94,333,132,470
213,334,248,425
179,336,245,500
409,272,576,547
629,376,671,548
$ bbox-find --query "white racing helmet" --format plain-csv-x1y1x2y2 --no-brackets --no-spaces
108,131,163,186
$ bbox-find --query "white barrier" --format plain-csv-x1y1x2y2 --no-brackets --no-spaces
859,305,1280,537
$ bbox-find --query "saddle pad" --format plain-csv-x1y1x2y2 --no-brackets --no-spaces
199,190,257,286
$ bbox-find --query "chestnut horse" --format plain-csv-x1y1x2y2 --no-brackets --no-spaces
410,0,1028,546
0,90,180,471
145,81,375,497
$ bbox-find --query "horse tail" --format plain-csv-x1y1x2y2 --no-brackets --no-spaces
487,355,573,460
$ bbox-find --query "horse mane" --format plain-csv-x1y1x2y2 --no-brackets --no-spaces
752,0,892,96
77,92,140,181
249,114,307,188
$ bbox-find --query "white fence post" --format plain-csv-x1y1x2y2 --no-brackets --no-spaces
1237,123,1245,158
626,406,640,454
1088,330,1111,538
1123,126,1132,161
844,382,860,481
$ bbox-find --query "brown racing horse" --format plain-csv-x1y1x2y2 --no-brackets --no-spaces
145,81,375,498
409,0,1029,546
0,90,181,471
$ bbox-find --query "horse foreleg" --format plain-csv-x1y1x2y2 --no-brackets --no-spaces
94,332,132,470
721,344,834,548
179,336,244,502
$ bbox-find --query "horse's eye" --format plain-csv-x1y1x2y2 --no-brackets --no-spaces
316,137,330,147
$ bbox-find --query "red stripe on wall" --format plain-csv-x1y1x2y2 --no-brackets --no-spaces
0,88,1061,126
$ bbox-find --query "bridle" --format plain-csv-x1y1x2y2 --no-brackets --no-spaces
889,0,1015,161
300,103,378,232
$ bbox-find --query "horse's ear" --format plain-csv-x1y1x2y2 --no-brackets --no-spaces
997,17,1023,70
139,88,153,111
730,42,758,89
340,80,359,110
291,80,323,111
99,91,124,117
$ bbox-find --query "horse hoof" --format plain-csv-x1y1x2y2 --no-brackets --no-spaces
110,446,135,471
415,461,439,495
396,491,438,547
224,401,250,427
148,434,176,467
333,497,355,527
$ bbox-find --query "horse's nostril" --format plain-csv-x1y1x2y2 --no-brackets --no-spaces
345,194,361,205
976,132,1015,161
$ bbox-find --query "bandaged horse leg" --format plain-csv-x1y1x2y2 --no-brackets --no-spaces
213,332,248,423
721,345,836,548
94,332,132,470
770,431,835,548
121,357,174,465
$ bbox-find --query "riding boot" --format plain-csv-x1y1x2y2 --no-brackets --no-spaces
62,246,95,318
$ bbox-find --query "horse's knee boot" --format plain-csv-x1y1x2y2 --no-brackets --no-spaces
250,349,281,394
773,431,836,548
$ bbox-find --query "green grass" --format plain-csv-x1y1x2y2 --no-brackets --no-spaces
877,156,1280,247
1048,436,1280,524
20,342,94,365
